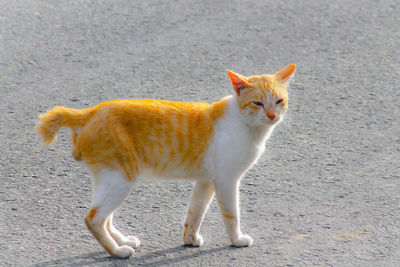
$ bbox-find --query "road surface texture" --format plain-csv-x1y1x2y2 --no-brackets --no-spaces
1,0,399,266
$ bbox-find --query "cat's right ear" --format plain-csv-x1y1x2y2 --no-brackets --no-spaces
275,64,296,84
227,70,249,95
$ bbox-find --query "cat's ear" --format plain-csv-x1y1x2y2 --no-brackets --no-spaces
275,64,296,84
227,70,249,95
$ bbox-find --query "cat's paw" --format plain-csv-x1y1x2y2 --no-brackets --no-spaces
123,235,140,248
230,234,253,247
111,245,135,259
184,233,204,247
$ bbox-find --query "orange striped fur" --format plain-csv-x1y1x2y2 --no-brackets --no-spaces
37,98,229,180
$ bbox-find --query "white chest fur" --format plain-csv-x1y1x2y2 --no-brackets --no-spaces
204,96,275,181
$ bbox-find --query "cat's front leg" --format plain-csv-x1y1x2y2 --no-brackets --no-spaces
214,180,253,247
183,181,215,247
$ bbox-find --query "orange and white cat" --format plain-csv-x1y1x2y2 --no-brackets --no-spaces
36,64,296,258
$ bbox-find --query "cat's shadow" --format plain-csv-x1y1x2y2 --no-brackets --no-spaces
31,245,236,267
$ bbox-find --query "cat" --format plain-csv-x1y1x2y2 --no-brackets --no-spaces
36,64,296,258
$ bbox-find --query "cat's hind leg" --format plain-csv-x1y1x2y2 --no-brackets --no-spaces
85,168,135,258
183,181,214,247
106,214,140,248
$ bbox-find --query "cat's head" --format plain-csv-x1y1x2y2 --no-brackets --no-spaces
227,64,296,127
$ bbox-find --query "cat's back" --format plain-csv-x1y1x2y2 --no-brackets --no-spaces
93,99,210,123
90,98,231,132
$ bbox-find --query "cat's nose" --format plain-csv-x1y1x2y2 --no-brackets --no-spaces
267,113,276,121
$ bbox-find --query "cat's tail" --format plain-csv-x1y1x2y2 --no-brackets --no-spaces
36,106,91,146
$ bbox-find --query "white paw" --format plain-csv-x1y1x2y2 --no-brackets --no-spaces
184,233,204,247
231,234,253,247
124,235,140,248
112,245,135,259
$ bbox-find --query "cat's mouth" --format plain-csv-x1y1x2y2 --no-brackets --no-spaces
262,116,281,125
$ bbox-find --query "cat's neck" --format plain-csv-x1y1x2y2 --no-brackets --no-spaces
227,95,275,144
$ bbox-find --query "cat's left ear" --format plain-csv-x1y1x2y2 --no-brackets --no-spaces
227,70,249,95
275,64,296,84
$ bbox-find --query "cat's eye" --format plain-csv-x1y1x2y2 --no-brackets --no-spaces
276,99,284,105
252,101,264,107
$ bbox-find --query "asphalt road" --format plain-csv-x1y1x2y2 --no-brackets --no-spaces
1,0,400,266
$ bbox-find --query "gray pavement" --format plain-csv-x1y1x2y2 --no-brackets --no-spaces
1,0,400,266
